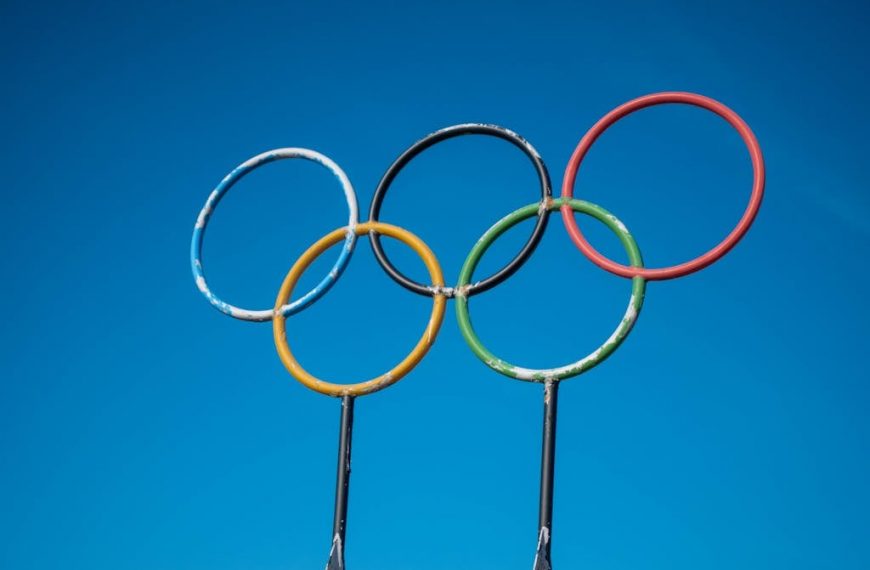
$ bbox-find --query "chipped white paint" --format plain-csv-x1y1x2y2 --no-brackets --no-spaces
325,533,343,570
194,189,219,229
532,526,551,570
606,213,629,234
428,285,455,298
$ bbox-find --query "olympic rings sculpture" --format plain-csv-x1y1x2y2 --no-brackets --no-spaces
191,91,764,385
189,91,765,570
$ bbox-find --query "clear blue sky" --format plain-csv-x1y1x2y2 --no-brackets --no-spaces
2,1,868,569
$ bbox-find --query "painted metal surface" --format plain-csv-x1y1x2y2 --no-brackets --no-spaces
189,91,764,569
191,148,359,321
455,198,646,382
560,91,765,280
533,380,559,570
368,123,552,298
272,221,446,397
326,395,354,570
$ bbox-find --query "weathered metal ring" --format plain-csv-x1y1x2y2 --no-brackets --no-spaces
561,91,765,280
456,198,646,382
369,123,551,298
191,148,358,322
273,222,446,397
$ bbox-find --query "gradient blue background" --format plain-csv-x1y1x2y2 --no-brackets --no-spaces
2,1,868,568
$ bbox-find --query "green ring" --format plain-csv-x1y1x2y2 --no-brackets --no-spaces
455,198,646,382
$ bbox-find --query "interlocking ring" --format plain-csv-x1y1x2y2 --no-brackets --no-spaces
191,148,358,321
273,222,446,397
561,91,765,280
369,123,552,298
456,198,645,381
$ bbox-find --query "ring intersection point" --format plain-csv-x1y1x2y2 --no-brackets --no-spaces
191,148,359,322
273,222,446,397
456,198,646,382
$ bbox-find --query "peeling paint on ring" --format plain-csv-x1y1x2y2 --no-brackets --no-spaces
190,148,359,322
273,222,446,398
455,198,646,382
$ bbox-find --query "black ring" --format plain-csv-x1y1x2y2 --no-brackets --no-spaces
368,123,552,298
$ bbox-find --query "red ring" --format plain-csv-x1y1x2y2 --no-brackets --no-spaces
560,91,765,280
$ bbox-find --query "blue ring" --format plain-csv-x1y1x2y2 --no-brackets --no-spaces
190,148,359,322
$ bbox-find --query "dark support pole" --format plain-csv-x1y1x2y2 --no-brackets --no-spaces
534,380,559,570
326,395,355,570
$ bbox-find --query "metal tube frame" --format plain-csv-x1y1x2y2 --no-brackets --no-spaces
534,380,559,570
326,395,355,570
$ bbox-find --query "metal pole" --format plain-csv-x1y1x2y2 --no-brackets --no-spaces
534,380,559,570
326,395,355,570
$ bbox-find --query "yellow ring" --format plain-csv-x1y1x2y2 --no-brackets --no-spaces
273,221,446,397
